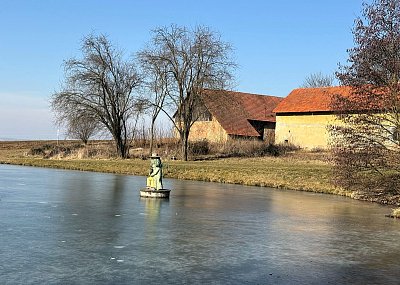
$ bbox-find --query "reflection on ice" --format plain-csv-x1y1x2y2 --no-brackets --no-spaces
1,164,400,285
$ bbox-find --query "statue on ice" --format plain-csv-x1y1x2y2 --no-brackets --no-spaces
140,154,170,198
147,155,163,190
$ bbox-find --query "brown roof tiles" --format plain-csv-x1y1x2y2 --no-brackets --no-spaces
201,90,283,137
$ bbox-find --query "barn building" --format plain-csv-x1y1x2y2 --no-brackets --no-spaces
189,90,283,143
273,86,352,149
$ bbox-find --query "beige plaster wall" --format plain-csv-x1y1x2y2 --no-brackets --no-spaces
189,117,228,143
275,114,338,149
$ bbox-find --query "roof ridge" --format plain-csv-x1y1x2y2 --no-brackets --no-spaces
203,88,282,99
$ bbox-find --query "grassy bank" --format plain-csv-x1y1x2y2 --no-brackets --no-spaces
0,141,342,195
3,141,400,207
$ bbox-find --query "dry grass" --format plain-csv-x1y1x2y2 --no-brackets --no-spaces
4,141,400,206
164,157,337,193
0,140,342,196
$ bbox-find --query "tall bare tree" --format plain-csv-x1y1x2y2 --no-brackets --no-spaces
331,0,400,193
139,25,236,161
139,60,168,156
301,72,334,88
51,34,142,158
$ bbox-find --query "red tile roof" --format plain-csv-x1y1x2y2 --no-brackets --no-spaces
201,90,283,137
273,86,353,113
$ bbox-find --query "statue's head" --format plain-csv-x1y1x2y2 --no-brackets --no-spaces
149,154,161,166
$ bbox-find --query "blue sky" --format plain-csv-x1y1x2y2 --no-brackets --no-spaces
0,0,365,140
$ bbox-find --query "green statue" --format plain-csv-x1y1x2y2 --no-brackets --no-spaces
146,155,163,190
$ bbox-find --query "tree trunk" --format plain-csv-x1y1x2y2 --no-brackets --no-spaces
149,119,155,156
181,130,189,161
115,136,128,159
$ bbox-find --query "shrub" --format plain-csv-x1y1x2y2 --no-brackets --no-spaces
262,144,281,156
216,139,262,157
268,143,299,156
189,139,210,156
310,147,325,153
28,147,46,156
28,143,84,158
211,140,299,158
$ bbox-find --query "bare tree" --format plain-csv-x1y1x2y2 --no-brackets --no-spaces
65,113,99,145
139,25,236,161
51,34,142,158
139,59,168,156
301,72,334,88
331,0,400,194
53,106,99,145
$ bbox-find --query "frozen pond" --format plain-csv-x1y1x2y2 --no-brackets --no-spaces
1,164,400,284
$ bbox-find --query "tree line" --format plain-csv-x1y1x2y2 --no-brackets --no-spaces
51,25,235,160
